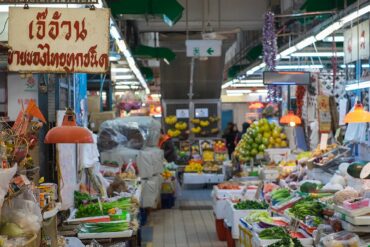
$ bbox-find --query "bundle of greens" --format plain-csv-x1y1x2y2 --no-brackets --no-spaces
289,197,324,221
268,236,303,247
244,211,273,224
271,188,292,205
74,191,94,208
234,200,269,210
76,198,131,218
79,221,130,233
259,227,288,240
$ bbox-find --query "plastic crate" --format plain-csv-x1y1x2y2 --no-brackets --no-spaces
215,217,227,241
161,193,175,209
239,224,253,247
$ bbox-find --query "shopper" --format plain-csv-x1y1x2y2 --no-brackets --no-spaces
235,122,250,144
222,122,238,159
158,130,177,162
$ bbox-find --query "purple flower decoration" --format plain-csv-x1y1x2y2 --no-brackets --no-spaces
263,11,281,102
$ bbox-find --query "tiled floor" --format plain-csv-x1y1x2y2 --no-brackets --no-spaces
144,187,227,247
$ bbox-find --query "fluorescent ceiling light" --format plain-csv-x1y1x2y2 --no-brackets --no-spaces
239,79,263,83
115,85,130,90
345,81,370,91
111,67,131,73
116,81,140,85
226,93,243,96
256,89,268,93
222,80,234,89
340,64,370,68
249,92,268,96
231,83,265,87
341,5,370,24
290,52,344,57
316,22,343,41
323,36,344,42
113,75,136,80
226,90,252,94
295,36,316,50
276,64,324,70
280,46,298,57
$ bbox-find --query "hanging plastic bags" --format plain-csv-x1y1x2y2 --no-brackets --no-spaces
0,164,17,209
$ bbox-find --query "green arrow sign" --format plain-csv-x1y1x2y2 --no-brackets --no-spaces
207,48,214,55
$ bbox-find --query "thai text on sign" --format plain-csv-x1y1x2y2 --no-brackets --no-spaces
8,7,109,73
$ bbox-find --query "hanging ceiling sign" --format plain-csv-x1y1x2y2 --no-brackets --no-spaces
8,7,109,73
344,20,369,63
186,40,222,57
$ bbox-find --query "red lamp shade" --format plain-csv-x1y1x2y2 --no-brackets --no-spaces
280,111,302,127
344,103,370,123
45,108,93,144
249,102,264,110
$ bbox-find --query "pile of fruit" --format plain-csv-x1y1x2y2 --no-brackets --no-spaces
184,160,203,173
203,162,221,173
215,153,227,162
217,182,240,190
161,170,173,180
213,140,227,152
202,150,214,162
234,118,288,162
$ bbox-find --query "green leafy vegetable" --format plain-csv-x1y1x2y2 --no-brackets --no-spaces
76,198,131,218
289,197,324,221
259,227,288,239
80,221,130,233
234,200,269,210
245,211,273,224
74,191,93,208
268,236,303,247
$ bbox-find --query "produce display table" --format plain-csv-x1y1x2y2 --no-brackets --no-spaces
183,172,224,184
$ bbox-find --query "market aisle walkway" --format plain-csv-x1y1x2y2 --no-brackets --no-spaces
143,188,227,247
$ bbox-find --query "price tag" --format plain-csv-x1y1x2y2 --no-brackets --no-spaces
320,133,329,150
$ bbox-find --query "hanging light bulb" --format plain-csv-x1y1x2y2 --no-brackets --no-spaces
344,102,370,123
280,111,301,126
45,108,93,144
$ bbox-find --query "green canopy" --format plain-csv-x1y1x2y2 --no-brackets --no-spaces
108,0,184,26
300,0,356,12
133,45,176,63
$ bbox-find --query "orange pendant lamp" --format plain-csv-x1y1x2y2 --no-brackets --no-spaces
249,102,264,110
280,111,301,127
344,102,370,123
45,108,93,144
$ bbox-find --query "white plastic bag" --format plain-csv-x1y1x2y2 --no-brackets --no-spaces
345,104,367,143
0,164,17,209
1,198,42,235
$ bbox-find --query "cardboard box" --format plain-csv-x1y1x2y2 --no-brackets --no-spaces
89,111,115,132
88,95,101,114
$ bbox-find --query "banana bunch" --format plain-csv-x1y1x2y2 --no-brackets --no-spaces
191,118,200,124
200,120,210,127
165,115,177,125
191,126,202,134
167,129,181,138
175,121,188,130
209,116,220,123
211,128,219,134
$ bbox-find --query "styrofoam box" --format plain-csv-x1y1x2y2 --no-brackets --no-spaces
213,185,246,199
224,200,267,239
183,173,224,184
265,148,291,163
213,196,229,219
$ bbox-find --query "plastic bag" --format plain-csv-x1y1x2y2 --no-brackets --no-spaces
344,103,367,143
97,119,146,152
0,164,17,209
1,198,42,235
